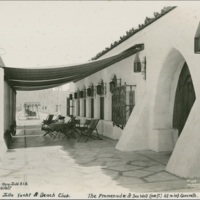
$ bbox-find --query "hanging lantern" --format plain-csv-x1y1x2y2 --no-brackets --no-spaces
74,92,77,99
134,54,141,73
69,94,73,100
87,88,92,96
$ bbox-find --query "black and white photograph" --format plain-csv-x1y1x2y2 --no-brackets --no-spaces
0,1,200,199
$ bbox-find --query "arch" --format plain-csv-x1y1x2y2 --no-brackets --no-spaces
152,48,196,151
153,48,187,129
173,63,196,136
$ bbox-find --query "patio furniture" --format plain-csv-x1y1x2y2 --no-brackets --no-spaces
42,115,65,137
43,115,76,139
80,119,91,131
78,119,101,142
61,117,80,140
41,114,54,130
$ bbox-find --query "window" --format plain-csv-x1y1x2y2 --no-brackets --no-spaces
78,99,80,116
66,98,70,116
91,98,94,118
195,22,200,53
100,96,104,120
84,98,86,117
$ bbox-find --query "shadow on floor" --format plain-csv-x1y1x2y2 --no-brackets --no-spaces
8,127,195,192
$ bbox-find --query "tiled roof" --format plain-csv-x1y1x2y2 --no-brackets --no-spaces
91,6,176,60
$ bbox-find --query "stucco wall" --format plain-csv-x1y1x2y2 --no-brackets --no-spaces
4,81,16,132
0,67,6,161
0,57,16,163
72,7,200,178
73,53,146,139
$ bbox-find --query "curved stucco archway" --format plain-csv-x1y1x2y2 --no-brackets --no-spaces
150,48,194,152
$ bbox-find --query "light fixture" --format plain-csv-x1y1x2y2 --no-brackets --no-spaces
96,84,102,95
134,53,141,73
79,91,84,98
96,81,106,96
195,22,200,53
87,87,92,97
109,78,121,93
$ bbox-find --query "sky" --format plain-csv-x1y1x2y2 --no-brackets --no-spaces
0,1,196,69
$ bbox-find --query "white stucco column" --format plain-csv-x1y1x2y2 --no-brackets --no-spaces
94,96,100,119
166,98,200,178
104,92,112,121
0,67,6,162
116,94,150,151
86,98,91,118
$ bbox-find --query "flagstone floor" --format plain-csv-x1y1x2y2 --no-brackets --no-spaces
0,125,199,199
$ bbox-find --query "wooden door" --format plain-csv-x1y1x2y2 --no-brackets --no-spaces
173,62,196,136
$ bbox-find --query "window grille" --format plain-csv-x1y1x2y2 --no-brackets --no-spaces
112,83,136,129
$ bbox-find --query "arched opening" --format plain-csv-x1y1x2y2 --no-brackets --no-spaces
173,62,196,136
152,48,196,152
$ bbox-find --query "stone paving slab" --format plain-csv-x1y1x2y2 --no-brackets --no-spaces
123,170,156,178
144,171,181,182
130,160,158,167
105,164,143,172
117,176,145,185
142,164,166,172
0,126,194,198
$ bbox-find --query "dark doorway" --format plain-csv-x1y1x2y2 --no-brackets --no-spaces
100,97,104,120
173,62,196,136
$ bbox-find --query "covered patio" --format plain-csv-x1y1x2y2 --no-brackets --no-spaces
0,115,199,198
0,44,143,158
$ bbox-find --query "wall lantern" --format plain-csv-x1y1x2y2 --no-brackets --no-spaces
69,94,73,100
141,56,146,80
109,77,121,94
96,81,106,96
109,80,116,93
87,87,92,97
74,92,77,99
79,91,84,98
96,84,102,95
194,22,200,53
